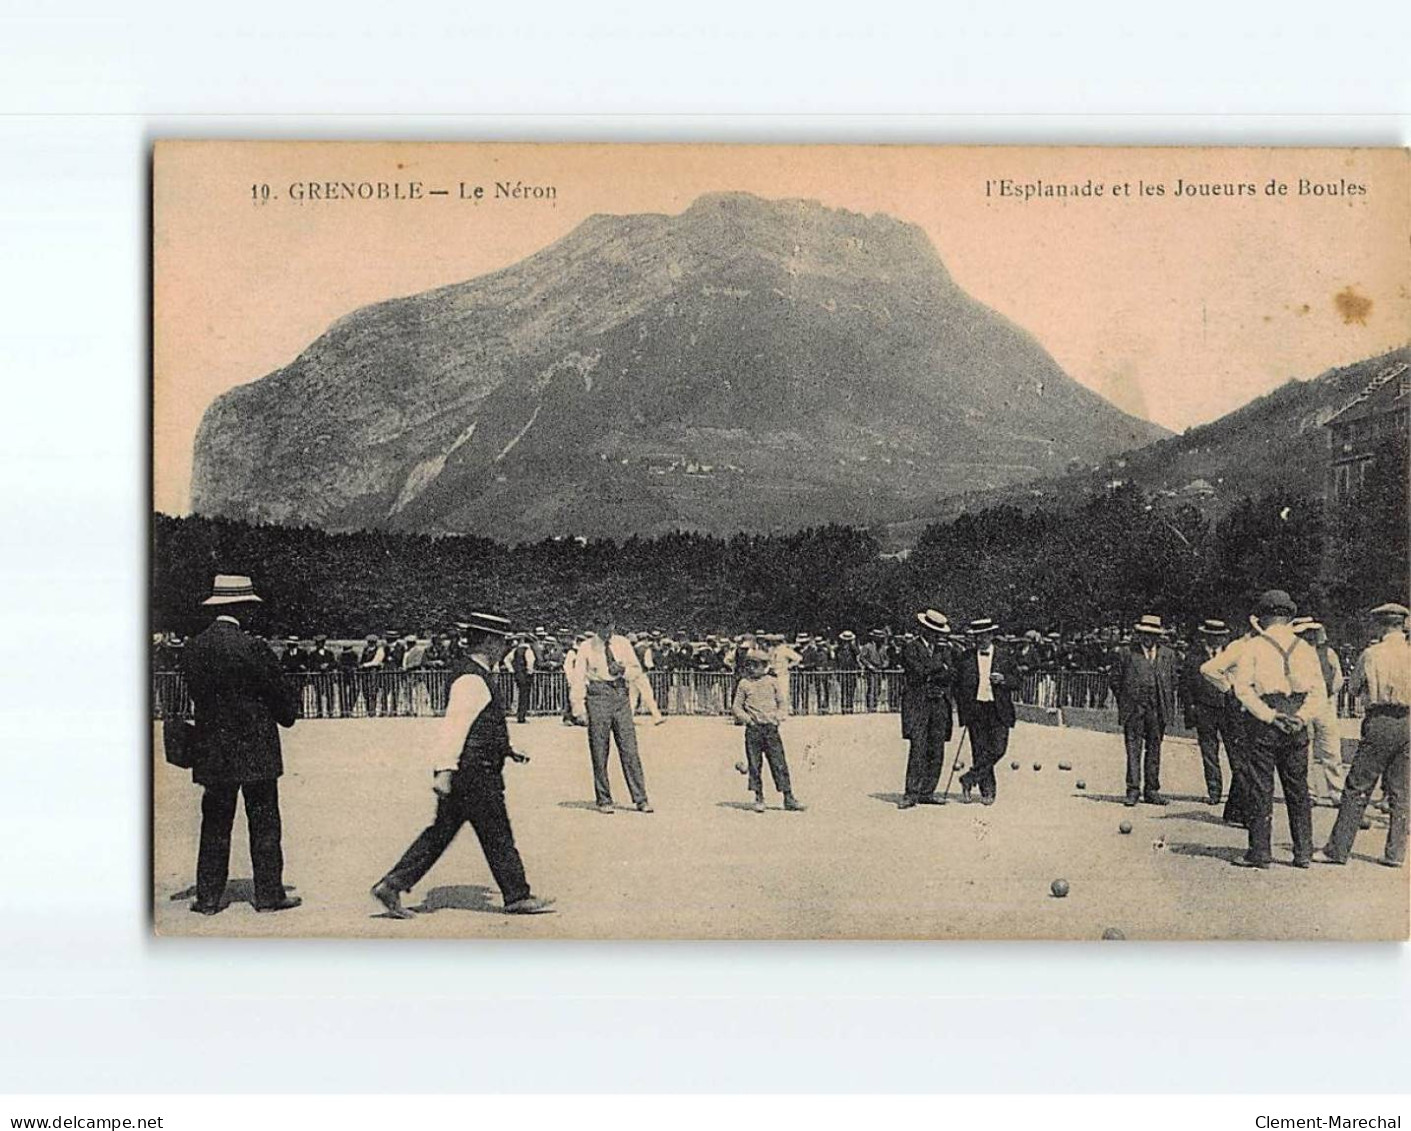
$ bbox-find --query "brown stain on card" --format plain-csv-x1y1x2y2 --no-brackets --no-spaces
1333,286,1373,325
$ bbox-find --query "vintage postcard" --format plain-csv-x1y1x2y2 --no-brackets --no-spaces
152,142,1409,939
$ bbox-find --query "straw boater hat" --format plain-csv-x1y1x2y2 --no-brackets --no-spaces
454,611,514,637
968,617,999,636
1134,614,1165,635
1292,617,1324,635
1198,619,1230,636
1371,602,1411,619
838,630,856,641
870,628,886,639
916,609,950,634
201,574,262,606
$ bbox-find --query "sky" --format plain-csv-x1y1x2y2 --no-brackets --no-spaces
153,142,1410,515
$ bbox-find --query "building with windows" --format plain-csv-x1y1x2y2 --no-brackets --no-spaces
1325,360,1410,503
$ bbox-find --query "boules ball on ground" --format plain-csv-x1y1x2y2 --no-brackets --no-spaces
1101,927,1126,940
1058,762,1072,771
1050,879,1069,898
1033,763,1042,771
1076,780,1086,790
1010,761,1019,770
1119,821,1133,834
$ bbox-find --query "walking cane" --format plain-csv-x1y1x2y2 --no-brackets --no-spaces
940,725,970,802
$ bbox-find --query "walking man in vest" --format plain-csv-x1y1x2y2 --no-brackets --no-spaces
1292,617,1346,806
1110,614,1178,806
568,615,656,814
1316,602,1409,869
1224,590,1326,869
371,611,554,917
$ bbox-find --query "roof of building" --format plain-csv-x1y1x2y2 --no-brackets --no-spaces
1326,361,1410,428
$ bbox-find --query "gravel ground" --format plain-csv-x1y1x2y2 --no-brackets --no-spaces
152,715,1407,940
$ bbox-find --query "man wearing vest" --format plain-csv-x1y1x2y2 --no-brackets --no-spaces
509,633,537,724
568,615,656,814
1182,619,1243,807
1224,590,1326,869
1317,602,1409,868
1292,617,1346,807
1110,614,1179,806
371,611,554,918
955,617,1020,806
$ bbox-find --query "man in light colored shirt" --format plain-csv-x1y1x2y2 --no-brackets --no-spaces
371,610,553,918
1319,602,1410,868
1292,617,1346,806
567,615,655,813
1223,590,1325,869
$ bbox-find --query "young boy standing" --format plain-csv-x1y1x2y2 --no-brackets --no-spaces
731,650,806,814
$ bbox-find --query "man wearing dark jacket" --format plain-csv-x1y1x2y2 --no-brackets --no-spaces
897,610,956,808
955,618,1020,805
180,574,301,915
1111,615,1179,806
1181,619,1243,807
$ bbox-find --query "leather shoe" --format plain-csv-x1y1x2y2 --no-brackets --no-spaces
1143,793,1169,806
1291,857,1312,870
636,801,654,813
255,896,303,913
981,796,996,807
371,879,416,920
1230,856,1270,870
1312,848,1346,866
1378,856,1405,869
752,798,766,813
783,796,807,812
189,900,223,916
918,794,947,806
596,801,614,814
504,896,556,915
1124,794,1139,807
897,797,917,810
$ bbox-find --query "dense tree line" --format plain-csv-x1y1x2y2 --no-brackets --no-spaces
153,476,1406,642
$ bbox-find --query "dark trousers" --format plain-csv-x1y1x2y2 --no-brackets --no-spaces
840,673,856,714
586,683,648,806
1326,712,1409,865
197,779,285,908
863,672,880,711
744,724,793,797
514,673,533,723
1122,702,1164,798
1222,713,1254,826
962,703,1010,800
382,769,530,904
1244,719,1314,865
1192,701,1238,801
904,699,949,800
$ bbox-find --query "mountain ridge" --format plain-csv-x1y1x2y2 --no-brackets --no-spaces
191,191,1167,540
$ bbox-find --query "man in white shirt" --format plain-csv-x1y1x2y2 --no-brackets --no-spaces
1221,590,1327,869
371,611,553,918
1319,602,1409,868
1292,617,1346,806
567,615,655,813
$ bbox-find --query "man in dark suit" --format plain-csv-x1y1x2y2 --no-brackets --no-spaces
955,617,1020,805
180,574,301,915
1181,618,1244,807
372,611,554,917
897,610,956,808
1111,614,1179,806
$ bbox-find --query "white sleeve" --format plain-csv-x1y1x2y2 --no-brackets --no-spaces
433,674,492,773
525,647,536,673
